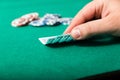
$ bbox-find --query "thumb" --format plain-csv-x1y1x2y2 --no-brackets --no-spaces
71,17,113,40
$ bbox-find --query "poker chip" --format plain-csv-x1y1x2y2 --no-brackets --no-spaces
29,19,46,27
50,14,61,18
21,12,39,22
58,18,72,25
43,13,60,26
11,12,39,27
11,17,28,27
43,13,61,19
44,18,60,26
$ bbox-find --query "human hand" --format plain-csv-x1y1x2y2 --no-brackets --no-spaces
64,0,120,40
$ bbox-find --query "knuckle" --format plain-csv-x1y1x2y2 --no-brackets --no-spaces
85,22,94,36
78,23,93,39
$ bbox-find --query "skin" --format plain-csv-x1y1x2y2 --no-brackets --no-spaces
64,0,120,40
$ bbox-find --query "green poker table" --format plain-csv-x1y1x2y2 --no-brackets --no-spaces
1,0,120,79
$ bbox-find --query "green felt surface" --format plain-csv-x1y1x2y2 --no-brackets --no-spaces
0,0,120,80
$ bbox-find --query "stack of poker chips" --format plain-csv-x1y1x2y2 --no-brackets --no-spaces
11,12,39,27
11,12,73,27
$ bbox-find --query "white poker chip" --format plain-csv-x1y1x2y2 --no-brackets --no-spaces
21,12,39,22
45,19,57,26
58,18,72,25
29,19,45,26
11,12,39,27
11,17,28,27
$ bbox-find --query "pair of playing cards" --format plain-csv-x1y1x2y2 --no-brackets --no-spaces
39,34,75,45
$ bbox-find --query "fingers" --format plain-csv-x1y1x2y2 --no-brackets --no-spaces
64,1,97,34
70,16,113,40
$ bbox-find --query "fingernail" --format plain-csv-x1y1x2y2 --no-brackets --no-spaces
71,29,81,39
